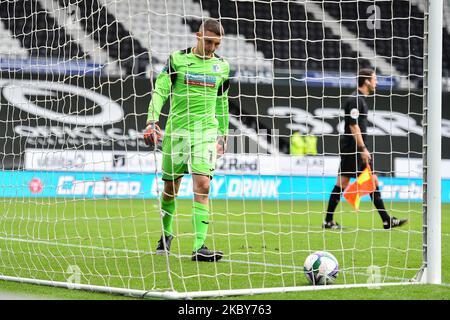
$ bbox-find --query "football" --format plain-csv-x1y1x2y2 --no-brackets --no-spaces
303,251,339,285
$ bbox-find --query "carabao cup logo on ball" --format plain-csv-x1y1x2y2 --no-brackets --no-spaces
303,251,339,285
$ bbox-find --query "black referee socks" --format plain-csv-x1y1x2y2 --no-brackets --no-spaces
326,185,343,222
370,187,391,222
326,185,390,224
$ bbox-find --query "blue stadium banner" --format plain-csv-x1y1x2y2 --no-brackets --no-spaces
1,171,449,203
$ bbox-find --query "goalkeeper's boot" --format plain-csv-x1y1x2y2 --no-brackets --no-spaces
191,244,223,262
156,234,173,255
322,220,342,230
383,217,408,230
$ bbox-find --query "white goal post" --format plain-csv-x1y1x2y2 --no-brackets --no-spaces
422,0,442,285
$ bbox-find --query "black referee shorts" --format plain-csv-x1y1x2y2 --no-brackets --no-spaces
339,153,372,178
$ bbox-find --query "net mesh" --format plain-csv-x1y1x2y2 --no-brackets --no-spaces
0,0,427,297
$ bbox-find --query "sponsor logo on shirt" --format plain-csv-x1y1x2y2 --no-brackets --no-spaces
184,73,216,87
212,64,220,72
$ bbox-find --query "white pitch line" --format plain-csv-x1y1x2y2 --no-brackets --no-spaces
136,214,432,235
439,283,450,288
221,259,412,282
1,210,443,235
0,236,419,283
0,236,148,255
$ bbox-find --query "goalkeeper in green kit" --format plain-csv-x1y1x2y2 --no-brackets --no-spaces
144,19,230,262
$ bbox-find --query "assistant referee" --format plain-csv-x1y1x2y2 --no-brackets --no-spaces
323,68,408,230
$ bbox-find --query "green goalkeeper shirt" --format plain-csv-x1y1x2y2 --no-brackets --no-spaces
147,47,230,137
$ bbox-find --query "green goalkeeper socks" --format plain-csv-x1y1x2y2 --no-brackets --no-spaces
161,197,176,237
192,201,209,252
162,199,210,251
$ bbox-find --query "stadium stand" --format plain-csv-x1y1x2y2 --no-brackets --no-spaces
0,0,443,155
411,0,450,79
64,0,150,75
3,0,447,83
0,0,86,60
39,0,121,75
0,15,28,59
314,0,425,86
192,0,362,73
100,0,270,75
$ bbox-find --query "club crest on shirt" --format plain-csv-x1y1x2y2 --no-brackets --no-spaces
212,64,220,72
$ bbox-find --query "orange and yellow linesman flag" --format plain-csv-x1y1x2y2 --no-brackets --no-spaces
343,166,376,211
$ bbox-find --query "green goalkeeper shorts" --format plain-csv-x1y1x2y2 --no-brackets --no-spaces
161,134,217,181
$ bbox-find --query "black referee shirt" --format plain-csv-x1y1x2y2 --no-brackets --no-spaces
340,89,369,154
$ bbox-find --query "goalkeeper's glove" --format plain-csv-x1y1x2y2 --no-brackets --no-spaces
143,121,162,146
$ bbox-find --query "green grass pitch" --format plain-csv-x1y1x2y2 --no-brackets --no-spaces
0,198,449,299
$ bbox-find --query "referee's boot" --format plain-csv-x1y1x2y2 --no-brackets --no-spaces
156,234,174,255
383,217,408,230
323,220,342,230
191,244,223,262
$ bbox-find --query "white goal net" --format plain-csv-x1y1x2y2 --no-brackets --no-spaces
0,0,442,299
